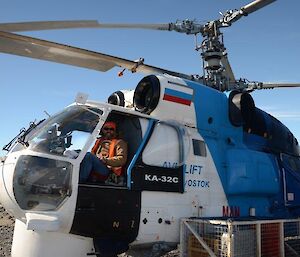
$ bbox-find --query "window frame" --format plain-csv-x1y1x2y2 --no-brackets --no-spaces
129,120,185,193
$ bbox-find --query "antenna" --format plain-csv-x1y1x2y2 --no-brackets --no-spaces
75,92,89,104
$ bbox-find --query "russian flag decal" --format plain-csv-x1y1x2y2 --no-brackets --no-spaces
163,88,193,106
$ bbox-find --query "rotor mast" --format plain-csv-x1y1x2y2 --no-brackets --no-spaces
165,0,276,91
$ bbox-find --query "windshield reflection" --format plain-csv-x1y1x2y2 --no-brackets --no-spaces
28,105,102,157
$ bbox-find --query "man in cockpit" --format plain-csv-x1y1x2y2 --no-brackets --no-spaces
79,121,128,183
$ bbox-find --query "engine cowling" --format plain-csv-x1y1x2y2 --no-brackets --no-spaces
133,74,196,126
133,75,160,114
107,90,134,108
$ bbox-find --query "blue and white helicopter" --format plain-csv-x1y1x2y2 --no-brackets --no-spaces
0,0,300,256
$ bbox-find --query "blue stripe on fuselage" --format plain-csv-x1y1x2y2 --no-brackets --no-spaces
184,79,242,191
184,80,281,217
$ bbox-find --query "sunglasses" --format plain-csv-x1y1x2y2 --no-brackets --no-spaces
103,127,115,132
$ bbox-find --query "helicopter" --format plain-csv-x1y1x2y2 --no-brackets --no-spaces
1,0,300,256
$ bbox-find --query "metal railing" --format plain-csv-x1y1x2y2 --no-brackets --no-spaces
180,218,300,257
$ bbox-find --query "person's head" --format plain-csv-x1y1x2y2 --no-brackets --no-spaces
101,121,117,139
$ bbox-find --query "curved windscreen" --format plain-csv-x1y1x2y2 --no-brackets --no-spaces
14,155,72,211
27,105,102,157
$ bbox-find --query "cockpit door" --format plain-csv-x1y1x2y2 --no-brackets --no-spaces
129,120,185,193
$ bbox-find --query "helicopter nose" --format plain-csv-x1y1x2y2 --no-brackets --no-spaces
0,154,25,221
0,152,73,211
13,155,72,212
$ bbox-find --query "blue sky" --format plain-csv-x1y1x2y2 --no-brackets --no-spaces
1,0,300,155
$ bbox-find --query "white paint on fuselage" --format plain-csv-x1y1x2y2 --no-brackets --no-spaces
134,128,228,245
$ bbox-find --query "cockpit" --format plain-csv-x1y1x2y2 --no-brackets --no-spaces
11,105,104,211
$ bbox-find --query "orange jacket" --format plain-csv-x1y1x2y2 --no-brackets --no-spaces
91,137,127,176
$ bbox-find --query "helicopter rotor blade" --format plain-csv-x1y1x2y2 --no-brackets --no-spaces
0,20,103,32
0,30,191,79
220,0,276,27
241,0,276,15
0,1,276,34
0,20,171,32
84,23,170,31
253,82,300,90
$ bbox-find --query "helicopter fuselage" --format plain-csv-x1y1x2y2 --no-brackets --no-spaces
1,74,299,257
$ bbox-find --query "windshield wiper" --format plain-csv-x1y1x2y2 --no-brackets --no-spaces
2,119,45,151
2,128,26,151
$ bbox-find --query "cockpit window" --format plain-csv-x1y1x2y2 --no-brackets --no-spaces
282,154,300,173
27,105,102,157
192,139,207,157
13,155,72,211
